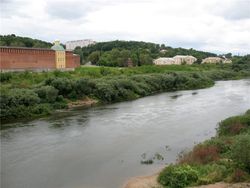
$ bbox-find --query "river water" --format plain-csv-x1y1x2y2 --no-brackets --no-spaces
1,79,250,188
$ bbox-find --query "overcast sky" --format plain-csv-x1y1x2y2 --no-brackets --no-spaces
1,0,250,54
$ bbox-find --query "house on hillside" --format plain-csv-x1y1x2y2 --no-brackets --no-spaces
201,57,232,64
153,58,175,65
153,55,197,65
173,55,197,65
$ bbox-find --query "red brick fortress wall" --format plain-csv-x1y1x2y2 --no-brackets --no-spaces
0,47,56,70
65,51,80,68
0,47,80,70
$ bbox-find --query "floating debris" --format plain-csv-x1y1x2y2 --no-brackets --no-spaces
171,94,182,99
140,159,153,165
154,153,164,161
141,153,146,159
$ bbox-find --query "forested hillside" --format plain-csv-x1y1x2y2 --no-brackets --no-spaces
74,40,217,66
0,34,52,48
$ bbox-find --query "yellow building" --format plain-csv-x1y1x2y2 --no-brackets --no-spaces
51,40,66,69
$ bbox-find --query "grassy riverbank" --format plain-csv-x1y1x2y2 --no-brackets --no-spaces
1,64,250,123
158,110,250,188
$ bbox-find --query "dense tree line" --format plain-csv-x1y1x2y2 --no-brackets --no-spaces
73,40,217,66
1,68,250,122
0,34,52,48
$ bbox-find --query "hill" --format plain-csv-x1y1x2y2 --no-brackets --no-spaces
74,40,217,65
0,34,52,48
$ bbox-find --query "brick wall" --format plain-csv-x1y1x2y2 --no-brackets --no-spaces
65,51,80,68
0,47,80,70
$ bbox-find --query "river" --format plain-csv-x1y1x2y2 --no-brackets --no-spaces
1,79,250,188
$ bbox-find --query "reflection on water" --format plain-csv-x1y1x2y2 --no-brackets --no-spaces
1,79,250,188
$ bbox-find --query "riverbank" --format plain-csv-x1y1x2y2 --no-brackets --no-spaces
124,110,250,188
1,64,250,123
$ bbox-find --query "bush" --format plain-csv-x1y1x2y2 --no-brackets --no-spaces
35,86,58,103
0,72,13,82
31,103,52,115
0,89,41,120
158,164,198,188
231,134,250,172
46,77,76,98
3,88,40,107
218,112,250,136
94,82,118,102
179,144,220,165
75,78,95,97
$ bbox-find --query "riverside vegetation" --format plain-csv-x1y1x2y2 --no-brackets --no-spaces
158,110,250,188
1,60,250,124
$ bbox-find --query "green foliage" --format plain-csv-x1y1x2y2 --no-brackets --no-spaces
231,134,250,172
75,78,95,96
218,112,250,136
0,72,13,82
232,55,250,72
46,77,76,98
0,34,52,48
87,51,100,64
0,89,40,120
158,164,199,188
75,40,217,67
34,86,59,103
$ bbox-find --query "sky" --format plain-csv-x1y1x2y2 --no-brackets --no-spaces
1,0,250,54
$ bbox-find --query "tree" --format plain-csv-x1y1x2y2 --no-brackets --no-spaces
87,51,100,65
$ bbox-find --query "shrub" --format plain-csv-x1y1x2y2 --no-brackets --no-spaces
231,134,250,172
218,112,250,136
4,89,40,107
158,164,198,188
46,77,76,98
75,78,95,97
230,169,249,182
179,144,220,164
35,86,58,103
0,72,12,82
94,82,118,102
31,103,52,115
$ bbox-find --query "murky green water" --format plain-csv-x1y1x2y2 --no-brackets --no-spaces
1,79,250,188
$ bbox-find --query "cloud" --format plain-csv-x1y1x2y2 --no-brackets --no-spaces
1,0,250,54
212,0,250,20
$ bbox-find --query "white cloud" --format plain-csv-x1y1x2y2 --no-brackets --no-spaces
1,0,250,54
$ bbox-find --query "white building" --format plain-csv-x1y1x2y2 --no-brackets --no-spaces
153,58,175,65
173,55,197,65
201,57,232,64
154,55,197,65
66,39,96,50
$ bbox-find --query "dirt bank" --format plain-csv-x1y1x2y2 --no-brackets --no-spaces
67,97,98,108
123,174,250,188
123,174,162,188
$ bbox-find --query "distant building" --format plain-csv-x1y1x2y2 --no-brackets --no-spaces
153,55,197,65
0,40,80,71
201,57,232,64
153,58,175,65
173,55,197,65
66,39,96,50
